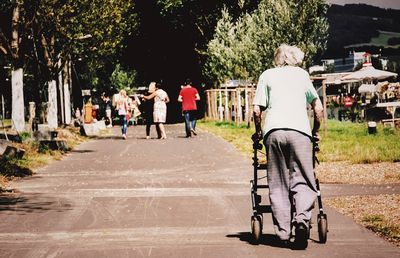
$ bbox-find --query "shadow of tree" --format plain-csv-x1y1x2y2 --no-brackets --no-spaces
90,135,125,140
70,149,96,153
0,160,33,178
0,193,72,214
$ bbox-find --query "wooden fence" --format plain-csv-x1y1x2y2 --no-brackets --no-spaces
205,85,256,125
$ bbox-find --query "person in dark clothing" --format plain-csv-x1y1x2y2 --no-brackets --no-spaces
142,82,161,139
101,92,113,127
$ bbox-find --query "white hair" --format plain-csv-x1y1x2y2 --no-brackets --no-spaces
273,44,305,67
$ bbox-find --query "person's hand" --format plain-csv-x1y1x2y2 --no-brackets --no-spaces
312,131,321,143
251,131,263,143
312,131,321,152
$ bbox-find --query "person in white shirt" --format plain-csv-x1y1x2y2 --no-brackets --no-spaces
253,44,323,249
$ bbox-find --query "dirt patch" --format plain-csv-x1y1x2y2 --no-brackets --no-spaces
316,161,400,184
326,194,400,246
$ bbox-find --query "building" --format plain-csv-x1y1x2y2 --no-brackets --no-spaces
321,51,367,73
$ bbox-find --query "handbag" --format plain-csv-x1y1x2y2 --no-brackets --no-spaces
125,100,132,120
133,105,141,118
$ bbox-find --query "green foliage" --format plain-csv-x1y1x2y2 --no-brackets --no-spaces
110,64,137,93
31,0,138,87
204,0,329,85
156,0,184,15
19,131,30,141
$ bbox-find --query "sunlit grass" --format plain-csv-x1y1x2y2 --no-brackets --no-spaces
198,119,400,164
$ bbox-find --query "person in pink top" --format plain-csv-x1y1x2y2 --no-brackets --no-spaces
178,79,200,137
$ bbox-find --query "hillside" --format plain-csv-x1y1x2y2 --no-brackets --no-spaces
325,4,400,58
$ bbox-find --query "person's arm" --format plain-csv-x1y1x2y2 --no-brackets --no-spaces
143,91,156,100
164,94,170,104
177,94,183,102
311,97,323,141
195,93,200,100
252,73,268,142
252,105,263,142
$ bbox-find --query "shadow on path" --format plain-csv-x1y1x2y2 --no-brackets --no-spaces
226,232,291,248
0,193,72,214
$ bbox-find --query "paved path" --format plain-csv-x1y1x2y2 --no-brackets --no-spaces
0,124,399,258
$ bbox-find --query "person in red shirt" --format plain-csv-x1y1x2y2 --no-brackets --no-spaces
178,79,200,137
343,94,353,109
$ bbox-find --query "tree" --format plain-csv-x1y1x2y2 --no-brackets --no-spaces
204,0,329,85
155,0,261,83
203,8,236,85
33,0,138,128
110,64,137,94
0,0,31,132
0,0,138,130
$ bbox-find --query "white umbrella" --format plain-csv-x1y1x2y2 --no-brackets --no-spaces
358,83,377,94
342,63,397,81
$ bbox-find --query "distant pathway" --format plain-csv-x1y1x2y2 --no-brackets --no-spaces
0,124,398,258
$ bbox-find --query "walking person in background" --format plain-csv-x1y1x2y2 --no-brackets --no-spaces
252,44,323,249
101,92,113,128
142,82,161,139
142,82,169,139
116,89,131,140
178,78,200,138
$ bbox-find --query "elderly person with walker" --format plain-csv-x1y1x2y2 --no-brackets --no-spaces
252,44,324,249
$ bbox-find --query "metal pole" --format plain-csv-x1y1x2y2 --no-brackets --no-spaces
322,80,328,135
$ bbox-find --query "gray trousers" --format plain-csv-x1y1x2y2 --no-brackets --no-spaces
264,130,317,240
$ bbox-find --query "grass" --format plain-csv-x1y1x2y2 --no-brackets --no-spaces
370,31,400,47
346,30,400,48
198,119,400,164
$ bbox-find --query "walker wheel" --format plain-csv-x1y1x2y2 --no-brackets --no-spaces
251,215,262,243
318,214,328,243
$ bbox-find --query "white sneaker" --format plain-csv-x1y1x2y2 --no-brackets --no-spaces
122,134,126,140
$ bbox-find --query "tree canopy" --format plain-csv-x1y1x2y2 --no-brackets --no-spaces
204,0,329,85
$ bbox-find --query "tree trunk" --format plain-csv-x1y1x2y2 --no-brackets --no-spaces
63,59,72,125
11,1,25,132
58,59,65,124
11,68,25,132
47,80,58,129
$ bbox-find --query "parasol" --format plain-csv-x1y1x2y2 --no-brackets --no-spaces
342,63,397,81
358,83,377,94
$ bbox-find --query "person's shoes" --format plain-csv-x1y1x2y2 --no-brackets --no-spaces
280,239,291,248
122,134,126,140
191,129,197,135
185,135,191,138
146,136,150,139
293,222,309,250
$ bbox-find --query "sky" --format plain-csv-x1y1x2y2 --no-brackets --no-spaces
328,0,400,9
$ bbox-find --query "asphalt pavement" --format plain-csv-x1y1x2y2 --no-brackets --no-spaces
0,124,399,257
